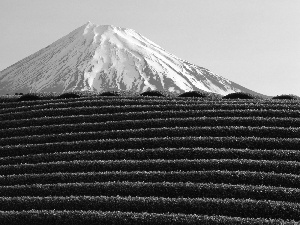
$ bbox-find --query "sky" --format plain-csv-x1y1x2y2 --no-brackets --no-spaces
0,0,299,96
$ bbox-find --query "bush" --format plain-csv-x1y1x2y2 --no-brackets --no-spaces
17,94,41,102
178,91,208,98
140,90,165,97
223,92,255,99
56,93,81,99
99,91,120,96
272,94,300,100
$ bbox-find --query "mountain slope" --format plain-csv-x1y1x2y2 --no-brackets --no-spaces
0,22,263,96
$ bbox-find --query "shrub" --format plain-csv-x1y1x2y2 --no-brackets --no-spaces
272,94,300,100
56,93,81,99
178,91,208,98
99,91,120,96
34,92,58,100
140,90,165,97
17,94,41,102
223,92,255,99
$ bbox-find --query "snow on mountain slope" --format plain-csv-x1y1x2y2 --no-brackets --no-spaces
0,21,262,96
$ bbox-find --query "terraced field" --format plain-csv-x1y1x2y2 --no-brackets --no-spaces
0,95,300,224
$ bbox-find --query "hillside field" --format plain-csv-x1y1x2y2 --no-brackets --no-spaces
0,94,300,224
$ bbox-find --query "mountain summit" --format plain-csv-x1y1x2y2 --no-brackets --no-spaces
0,22,261,95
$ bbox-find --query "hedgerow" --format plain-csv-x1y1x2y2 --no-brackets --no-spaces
1,115,300,132
1,181,300,204
1,158,300,176
1,126,299,146
0,99,260,115
2,102,300,121
0,196,299,220
0,210,294,225
2,170,300,189
0,98,220,114
0,136,300,158
1,147,299,166
0,97,298,112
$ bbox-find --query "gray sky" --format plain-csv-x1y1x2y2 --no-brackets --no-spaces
1,0,299,96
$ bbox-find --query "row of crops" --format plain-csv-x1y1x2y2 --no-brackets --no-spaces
0,95,300,224
1,126,300,146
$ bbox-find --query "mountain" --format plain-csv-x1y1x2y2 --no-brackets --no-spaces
0,21,264,96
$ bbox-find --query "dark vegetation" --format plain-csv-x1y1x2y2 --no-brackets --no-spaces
140,90,165,97
272,94,300,100
99,91,120,96
0,90,300,223
17,93,41,102
178,91,208,98
3,90,296,103
57,92,81,99
223,92,256,99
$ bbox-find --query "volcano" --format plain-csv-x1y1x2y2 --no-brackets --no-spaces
0,21,263,96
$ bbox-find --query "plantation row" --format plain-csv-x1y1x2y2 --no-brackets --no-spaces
1,94,297,108
1,98,299,114
0,98,264,113
1,181,300,204
0,137,300,158
0,96,184,108
1,147,300,166
2,104,300,121
1,170,300,188
1,126,300,146
0,195,299,220
3,107,299,124
1,210,293,225
1,159,300,176
0,99,203,114
2,115,300,132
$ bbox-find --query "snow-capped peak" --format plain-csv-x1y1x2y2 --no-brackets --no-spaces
0,21,262,96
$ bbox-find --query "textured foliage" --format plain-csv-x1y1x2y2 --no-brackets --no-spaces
57,92,81,99
140,90,165,97
178,91,208,98
272,94,300,100
1,94,300,223
17,94,41,102
99,91,120,96
223,92,256,99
